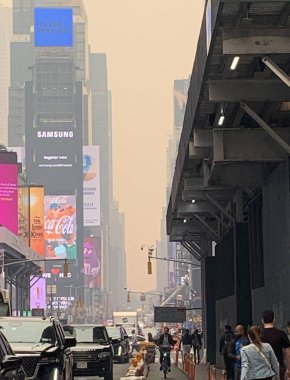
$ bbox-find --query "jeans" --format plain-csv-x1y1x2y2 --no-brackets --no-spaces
193,345,200,363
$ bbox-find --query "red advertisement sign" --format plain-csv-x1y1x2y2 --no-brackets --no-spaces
44,195,77,259
0,164,18,234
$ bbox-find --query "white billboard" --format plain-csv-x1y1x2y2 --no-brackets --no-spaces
83,146,100,226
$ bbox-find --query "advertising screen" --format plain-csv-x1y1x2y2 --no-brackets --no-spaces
34,123,77,170
44,195,77,260
34,8,73,47
30,276,46,309
83,146,100,227
18,187,29,244
30,187,45,256
0,164,18,234
84,236,101,289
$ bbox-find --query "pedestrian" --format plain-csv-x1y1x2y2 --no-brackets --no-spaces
179,328,192,360
287,320,290,341
228,324,249,380
192,328,202,364
219,325,235,380
158,326,175,372
261,310,290,380
148,332,154,343
241,325,279,380
131,329,140,354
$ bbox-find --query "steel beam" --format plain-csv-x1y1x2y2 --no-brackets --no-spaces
182,188,233,202
241,103,290,155
223,28,290,55
204,193,235,223
209,80,290,102
213,128,290,161
177,202,217,216
262,56,290,89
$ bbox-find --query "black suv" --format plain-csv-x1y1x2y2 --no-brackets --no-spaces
63,324,113,380
106,326,130,364
0,317,76,380
0,330,23,380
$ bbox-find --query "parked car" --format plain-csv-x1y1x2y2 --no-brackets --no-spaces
63,324,113,380
0,330,23,380
106,326,130,363
0,317,76,380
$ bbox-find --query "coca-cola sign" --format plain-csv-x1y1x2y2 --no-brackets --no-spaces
44,195,77,260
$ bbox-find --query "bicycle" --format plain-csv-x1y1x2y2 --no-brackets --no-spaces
159,346,171,378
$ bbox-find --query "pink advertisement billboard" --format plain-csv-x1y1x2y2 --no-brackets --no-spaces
44,195,77,259
0,164,18,234
84,236,101,288
30,276,46,309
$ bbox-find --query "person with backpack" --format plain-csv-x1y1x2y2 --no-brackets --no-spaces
219,325,235,380
192,328,202,364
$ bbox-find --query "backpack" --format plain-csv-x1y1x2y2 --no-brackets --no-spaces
222,331,234,355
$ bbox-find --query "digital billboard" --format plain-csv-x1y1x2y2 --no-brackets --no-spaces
44,195,77,259
30,187,44,256
18,187,29,244
0,164,18,234
34,8,73,47
30,276,46,309
84,236,101,289
34,123,77,170
83,146,100,227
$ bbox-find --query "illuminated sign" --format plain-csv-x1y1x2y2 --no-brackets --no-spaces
44,195,77,260
83,146,100,226
30,187,45,256
34,8,73,47
30,276,46,309
84,236,101,288
0,164,18,234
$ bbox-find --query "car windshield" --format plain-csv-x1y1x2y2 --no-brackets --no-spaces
106,327,121,339
0,321,56,343
72,326,109,343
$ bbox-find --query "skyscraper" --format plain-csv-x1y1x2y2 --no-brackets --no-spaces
8,1,89,306
0,7,12,146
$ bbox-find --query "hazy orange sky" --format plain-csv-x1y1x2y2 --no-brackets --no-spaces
2,0,205,291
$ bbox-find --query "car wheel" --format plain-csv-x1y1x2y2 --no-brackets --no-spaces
104,372,113,380
118,354,125,364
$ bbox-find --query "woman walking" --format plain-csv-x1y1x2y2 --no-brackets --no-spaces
241,326,279,380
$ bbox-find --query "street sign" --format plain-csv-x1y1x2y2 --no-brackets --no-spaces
154,306,186,323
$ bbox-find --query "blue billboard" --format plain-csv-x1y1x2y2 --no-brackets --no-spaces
34,8,73,47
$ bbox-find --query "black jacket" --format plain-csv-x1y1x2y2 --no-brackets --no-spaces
180,333,192,346
158,333,175,346
192,333,202,348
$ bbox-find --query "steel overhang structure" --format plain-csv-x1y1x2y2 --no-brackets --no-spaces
167,0,290,249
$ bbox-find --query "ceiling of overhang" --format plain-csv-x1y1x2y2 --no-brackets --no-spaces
167,1,290,243
193,1,290,132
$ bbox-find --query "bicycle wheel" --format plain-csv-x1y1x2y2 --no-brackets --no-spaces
162,359,168,379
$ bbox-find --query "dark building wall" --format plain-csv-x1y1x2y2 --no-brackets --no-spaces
252,162,290,327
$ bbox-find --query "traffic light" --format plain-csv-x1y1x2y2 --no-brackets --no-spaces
127,291,130,302
147,257,152,275
63,259,68,277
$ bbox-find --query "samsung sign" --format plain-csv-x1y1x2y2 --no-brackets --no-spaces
34,8,73,47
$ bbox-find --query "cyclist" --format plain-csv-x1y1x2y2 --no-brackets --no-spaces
158,326,175,372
